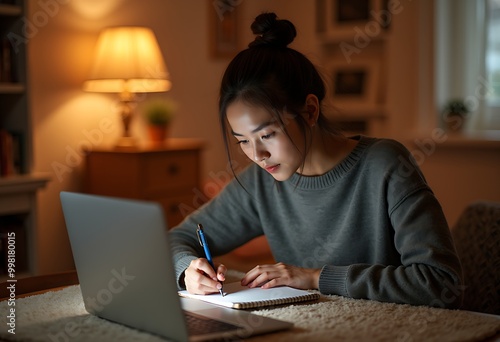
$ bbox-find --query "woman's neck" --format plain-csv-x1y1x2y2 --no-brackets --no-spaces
298,131,358,176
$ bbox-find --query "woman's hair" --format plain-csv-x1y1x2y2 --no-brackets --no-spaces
219,12,340,178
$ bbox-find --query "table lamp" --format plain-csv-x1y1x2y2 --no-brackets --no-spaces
83,26,171,147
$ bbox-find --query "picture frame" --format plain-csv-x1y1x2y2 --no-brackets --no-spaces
336,0,372,23
325,60,380,109
316,0,389,39
209,0,240,59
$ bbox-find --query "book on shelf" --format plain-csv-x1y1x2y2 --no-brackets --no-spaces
0,129,24,176
0,36,18,84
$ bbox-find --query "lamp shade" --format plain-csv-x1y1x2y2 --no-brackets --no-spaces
83,26,171,93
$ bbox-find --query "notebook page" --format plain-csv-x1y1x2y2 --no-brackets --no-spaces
178,282,319,309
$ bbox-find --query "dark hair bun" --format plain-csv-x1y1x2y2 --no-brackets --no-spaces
249,12,296,48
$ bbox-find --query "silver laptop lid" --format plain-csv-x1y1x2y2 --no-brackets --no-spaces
60,191,188,341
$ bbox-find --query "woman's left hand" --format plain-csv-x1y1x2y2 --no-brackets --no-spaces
241,262,321,290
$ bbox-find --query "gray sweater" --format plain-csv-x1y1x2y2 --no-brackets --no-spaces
169,136,463,308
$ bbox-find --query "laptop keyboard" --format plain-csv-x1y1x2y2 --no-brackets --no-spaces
185,311,242,335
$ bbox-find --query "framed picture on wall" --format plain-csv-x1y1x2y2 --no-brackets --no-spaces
316,0,389,39
326,60,380,109
336,0,371,22
209,0,240,58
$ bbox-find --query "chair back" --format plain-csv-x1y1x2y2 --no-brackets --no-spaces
451,201,500,314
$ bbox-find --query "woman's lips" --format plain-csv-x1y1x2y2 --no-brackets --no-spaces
265,164,280,173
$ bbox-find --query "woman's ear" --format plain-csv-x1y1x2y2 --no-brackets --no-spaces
304,94,320,127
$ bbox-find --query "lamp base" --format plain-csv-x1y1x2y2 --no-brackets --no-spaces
115,136,138,148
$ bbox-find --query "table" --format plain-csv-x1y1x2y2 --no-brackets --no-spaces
0,281,499,341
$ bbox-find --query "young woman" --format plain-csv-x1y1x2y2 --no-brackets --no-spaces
169,13,463,308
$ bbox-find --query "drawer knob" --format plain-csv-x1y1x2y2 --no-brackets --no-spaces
167,164,179,175
169,204,179,214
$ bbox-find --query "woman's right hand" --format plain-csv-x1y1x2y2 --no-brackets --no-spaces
184,258,226,295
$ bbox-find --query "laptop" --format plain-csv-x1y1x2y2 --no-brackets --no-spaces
60,191,292,341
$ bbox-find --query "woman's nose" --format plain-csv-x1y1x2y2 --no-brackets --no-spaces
252,143,269,162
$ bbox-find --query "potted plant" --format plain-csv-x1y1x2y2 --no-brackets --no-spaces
442,99,470,132
142,98,176,144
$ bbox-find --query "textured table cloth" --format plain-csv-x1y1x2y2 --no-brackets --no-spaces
0,283,499,342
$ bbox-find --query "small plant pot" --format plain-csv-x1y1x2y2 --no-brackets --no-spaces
148,125,169,144
441,99,470,133
444,113,467,133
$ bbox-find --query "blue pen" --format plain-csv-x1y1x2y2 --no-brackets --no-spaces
196,224,224,297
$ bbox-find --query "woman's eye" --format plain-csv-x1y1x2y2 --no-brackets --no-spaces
262,132,275,140
236,140,249,145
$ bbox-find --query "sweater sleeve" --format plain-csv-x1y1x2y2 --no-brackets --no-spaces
318,141,463,309
168,165,264,289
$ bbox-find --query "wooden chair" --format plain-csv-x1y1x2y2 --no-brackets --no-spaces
451,201,500,315
0,270,79,300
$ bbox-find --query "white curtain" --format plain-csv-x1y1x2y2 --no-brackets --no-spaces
435,0,491,131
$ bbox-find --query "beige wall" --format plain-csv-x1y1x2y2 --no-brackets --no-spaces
415,139,500,227
28,0,499,274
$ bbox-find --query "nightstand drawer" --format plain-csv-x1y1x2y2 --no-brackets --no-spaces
157,194,198,228
144,152,198,194
85,139,205,228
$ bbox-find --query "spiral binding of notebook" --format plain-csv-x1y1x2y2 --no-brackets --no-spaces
231,292,320,309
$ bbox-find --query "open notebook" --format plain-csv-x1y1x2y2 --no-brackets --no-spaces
179,282,320,309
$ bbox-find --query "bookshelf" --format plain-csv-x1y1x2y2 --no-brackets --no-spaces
0,0,49,279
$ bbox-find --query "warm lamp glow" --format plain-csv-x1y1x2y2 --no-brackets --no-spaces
84,26,171,93
83,26,171,147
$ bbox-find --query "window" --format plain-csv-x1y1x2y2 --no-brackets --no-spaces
435,0,500,131
485,0,500,127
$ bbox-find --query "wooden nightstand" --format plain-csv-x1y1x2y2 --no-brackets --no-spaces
85,139,204,228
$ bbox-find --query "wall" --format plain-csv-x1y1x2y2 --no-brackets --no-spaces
413,139,500,227
29,0,223,273
28,0,499,274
